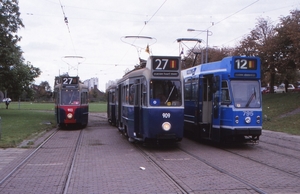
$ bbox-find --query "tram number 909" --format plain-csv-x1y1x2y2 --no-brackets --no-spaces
162,113,171,118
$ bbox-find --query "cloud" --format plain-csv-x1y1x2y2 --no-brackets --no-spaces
18,0,299,91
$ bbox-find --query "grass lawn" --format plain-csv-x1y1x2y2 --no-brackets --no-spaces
262,92,300,135
0,102,106,148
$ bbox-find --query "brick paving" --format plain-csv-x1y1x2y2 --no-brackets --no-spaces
0,114,299,193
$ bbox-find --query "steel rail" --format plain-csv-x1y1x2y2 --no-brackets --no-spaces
0,130,59,185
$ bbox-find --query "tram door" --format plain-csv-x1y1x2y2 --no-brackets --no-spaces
117,84,122,129
115,87,119,125
211,75,221,141
134,79,142,137
200,76,213,139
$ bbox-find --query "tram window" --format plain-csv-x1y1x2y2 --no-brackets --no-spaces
221,81,231,104
111,92,115,103
150,80,182,106
122,85,127,104
184,78,192,100
192,78,198,101
61,90,80,105
53,91,58,104
129,84,134,105
81,92,88,104
142,79,147,106
231,80,261,108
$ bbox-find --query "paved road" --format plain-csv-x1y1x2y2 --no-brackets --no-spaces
0,113,299,193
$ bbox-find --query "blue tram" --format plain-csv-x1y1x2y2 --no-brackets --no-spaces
108,56,184,142
107,84,117,126
182,56,262,142
54,76,89,128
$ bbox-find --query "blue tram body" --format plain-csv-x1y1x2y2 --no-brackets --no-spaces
182,56,262,142
107,85,117,125
108,56,184,142
54,76,89,128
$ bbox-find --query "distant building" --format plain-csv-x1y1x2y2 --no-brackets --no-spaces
84,77,99,91
84,77,105,101
105,79,119,90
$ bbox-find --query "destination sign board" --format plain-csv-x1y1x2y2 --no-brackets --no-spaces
234,58,257,70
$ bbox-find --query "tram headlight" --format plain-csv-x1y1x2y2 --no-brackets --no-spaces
235,116,239,124
162,122,171,131
245,117,251,124
256,116,260,124
67,113,73,119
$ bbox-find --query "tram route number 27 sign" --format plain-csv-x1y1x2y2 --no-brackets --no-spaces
61,77,79,85
152,57,179,77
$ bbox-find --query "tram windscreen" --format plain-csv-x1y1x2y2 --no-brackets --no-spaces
61,90,80,105
231,80,261,108
150,80,182,106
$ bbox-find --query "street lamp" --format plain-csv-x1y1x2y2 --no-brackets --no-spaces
187,28,212,63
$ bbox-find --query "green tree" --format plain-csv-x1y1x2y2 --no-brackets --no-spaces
234,17,278,91
0,0,41,99
0,0,23,68
274,10,300,84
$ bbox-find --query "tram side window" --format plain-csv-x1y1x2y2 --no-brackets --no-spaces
221,81,231,104
184,78,192,101
53,91,58,104
122,85,125,104
192,78,198,101
129,84,134,105
111,92,115,103
142,79,147,106
125,85,129,104
81,92,88,104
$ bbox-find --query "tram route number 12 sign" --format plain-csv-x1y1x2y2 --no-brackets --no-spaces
234,58,257,70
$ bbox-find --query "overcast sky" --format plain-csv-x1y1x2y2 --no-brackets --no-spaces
18,0,300,91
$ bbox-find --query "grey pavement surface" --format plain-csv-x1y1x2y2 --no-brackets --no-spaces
0,114,300,193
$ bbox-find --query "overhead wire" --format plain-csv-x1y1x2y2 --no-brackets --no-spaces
118,0,168,68
208,0,260,29
58,0,80,75
191,0,260,47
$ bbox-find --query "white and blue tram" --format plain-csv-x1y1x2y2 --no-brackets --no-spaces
182,56,262,142
109,56,184,142
54,76,89,128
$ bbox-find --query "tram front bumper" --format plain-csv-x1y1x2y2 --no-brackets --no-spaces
223,128,262,136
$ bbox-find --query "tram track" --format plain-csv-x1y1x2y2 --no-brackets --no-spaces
257,141,300,160
136,135,300,194
0,127,84,194
0,129,59,186
136,142,267,194
135,144,191,194
178,146,267,194
260,133,300,153
62,128,83,194
220,146,300,179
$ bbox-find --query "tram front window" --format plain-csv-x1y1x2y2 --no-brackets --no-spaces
61,90,80,105
150,80,182,106
231,80,261,108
